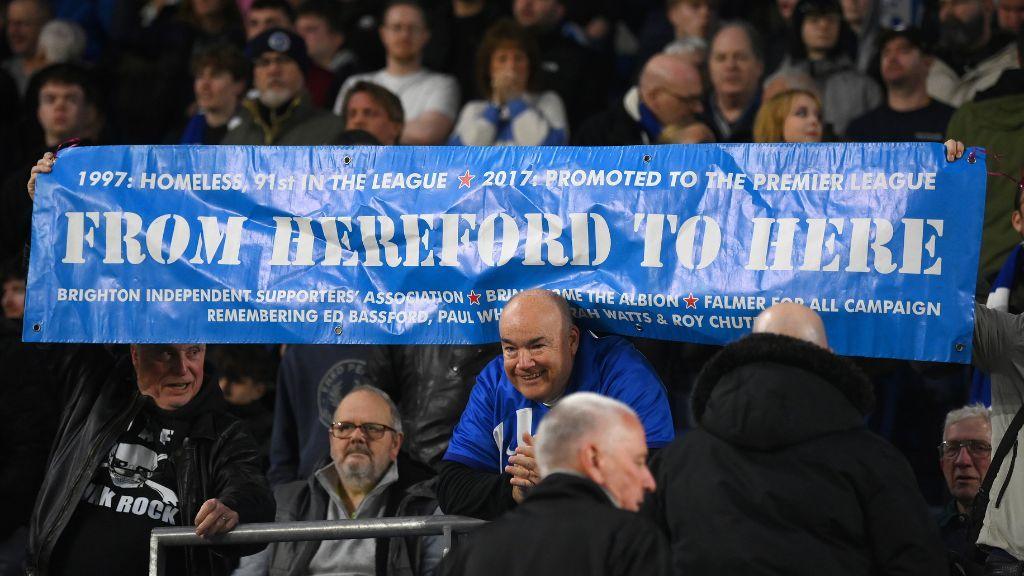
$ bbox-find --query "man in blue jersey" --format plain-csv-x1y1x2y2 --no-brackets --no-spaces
437,289,675,519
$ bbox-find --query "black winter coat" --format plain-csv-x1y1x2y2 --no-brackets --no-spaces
27,347,275,576
645,333,948,576
442,473,671,576
572,100,645,146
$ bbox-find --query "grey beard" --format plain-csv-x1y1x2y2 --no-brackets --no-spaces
258,88,294,109
339,454,379,491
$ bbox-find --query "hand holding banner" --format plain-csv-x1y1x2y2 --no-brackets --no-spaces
24,143,985,362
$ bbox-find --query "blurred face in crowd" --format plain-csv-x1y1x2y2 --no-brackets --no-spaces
190,0,228,18
194,66,246,116
499,294,579,404
253,52,304,108
6,0,47,57
1,277,25,320
296,13,343,64
880,36,931,90
998,0,1024,32
37,81,95,147
777,0,798,19
647,74,704,126
246,7,292,39
330,390,402,489
584,414,656,512
491,43,530,93
219,376,266,406
380,5,429,64
131,344,206,410
840,0,872,28
668,0,714,39
513,0,563,29
939,0,991,50
801,12,841,58
344,90,402,145
782,93,822,142
709,26,763,102
940,416,992,510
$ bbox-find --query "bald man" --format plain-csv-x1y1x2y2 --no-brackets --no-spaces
643,303,947,575
573,54,704,145
438,289,674,520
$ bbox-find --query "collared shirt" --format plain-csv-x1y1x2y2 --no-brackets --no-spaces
306,462,399,575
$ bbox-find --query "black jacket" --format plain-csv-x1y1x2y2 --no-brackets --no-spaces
27,347,275,576
645,333,947,576
267,454,440,576
442,473,671,576
392,344,499,468
572,98,645,146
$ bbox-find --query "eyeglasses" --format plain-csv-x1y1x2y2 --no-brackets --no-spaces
329,421,396,440
664,89,703,107
938,440,992,460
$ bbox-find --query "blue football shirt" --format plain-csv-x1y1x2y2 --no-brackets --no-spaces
444,331,675,472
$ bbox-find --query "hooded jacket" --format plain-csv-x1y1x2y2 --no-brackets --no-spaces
645,333,947,576
26,346,275,576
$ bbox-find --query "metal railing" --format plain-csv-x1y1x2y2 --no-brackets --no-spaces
149,515,486,576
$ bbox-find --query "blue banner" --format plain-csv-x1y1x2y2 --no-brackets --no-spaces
24,143,985,362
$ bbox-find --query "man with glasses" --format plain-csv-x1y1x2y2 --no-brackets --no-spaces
223,28,347,146
259,385,443,575
574,53,705,145
937,405,992,575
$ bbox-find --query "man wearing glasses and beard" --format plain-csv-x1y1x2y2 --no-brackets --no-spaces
255,385,444,575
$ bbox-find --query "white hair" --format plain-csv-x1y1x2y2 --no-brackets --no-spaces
535,393,637,477
38,20,86,64
663,36,708,59
942,404,991,440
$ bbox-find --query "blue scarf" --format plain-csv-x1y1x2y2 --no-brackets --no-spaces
970,243,1024,405
638,101,663,142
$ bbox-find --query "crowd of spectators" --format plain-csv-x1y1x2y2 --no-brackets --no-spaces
2,0,1024,574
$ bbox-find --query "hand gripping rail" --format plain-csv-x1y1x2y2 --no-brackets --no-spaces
149,515,487,575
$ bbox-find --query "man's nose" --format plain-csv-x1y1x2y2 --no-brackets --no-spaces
954,446,974,466
169,355,188,375
642,466,656,492
518,351,536,369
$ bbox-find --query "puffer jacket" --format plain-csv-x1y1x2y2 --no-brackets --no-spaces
645,333,947,576
27,346,275,576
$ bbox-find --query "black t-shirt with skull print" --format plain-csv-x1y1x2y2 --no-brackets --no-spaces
50,401,191,576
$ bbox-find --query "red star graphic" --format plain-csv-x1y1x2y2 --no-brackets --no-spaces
458,170,475,188
468,291,481,305
683,293,699,309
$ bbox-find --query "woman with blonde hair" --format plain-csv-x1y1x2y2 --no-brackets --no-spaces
753,88,824,143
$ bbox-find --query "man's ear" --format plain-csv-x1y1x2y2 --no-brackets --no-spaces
578,442,603,484
1012,208,1023,237
129,344,139,369
391,432,405,460
568,324,580,355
